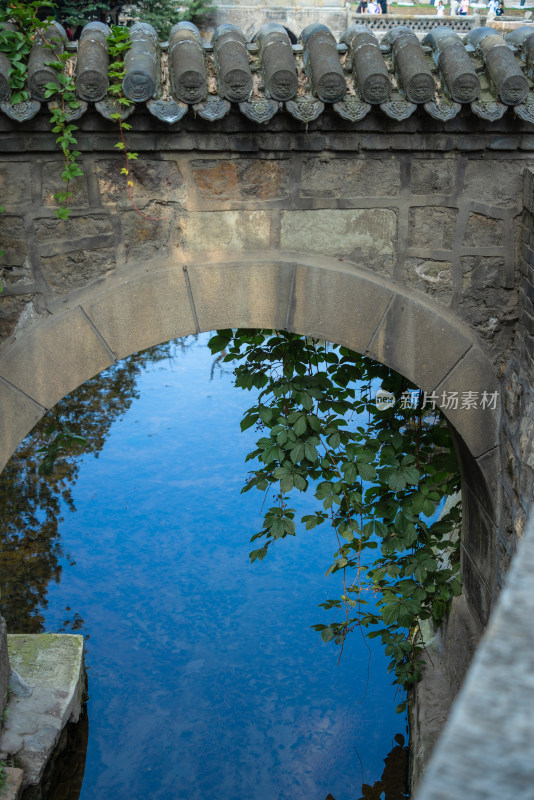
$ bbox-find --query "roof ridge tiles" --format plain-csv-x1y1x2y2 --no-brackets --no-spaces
0,17,533,125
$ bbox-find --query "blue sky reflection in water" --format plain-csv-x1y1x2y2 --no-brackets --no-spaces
29,335,406,800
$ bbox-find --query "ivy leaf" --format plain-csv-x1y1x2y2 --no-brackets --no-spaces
403,466,420,485
304,442,318,462
357,462,376,482
387,470,407,492
293,414,307,437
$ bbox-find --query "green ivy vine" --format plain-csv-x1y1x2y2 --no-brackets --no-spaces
0,0,83,220
107,25,140,209
209,329,462,711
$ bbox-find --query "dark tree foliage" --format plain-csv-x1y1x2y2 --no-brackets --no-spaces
0,0,214,37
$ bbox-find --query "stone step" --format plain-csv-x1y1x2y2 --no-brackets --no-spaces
0,634,85,794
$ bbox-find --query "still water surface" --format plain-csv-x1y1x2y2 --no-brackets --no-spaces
1,335,408,800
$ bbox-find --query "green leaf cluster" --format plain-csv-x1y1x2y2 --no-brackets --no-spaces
106,26,139,189
209,329,462,705
0,1,83,219
0,0,57,103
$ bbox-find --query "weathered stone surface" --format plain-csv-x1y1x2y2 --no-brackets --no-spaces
409,207,457,250
369,293,471,393
463,159,531,208
435,346,500,458
0,616,8,719
82,268,196,360
0,381,43,474
459,256,517,350
188,259,293,331
95,159,186,206
36,215,113,247
0,296,34,342
410,591,483,794
409,634,454,794
0,309,114,410
41,162,89,208
41,247,116,295
119,205,175,262
280,209,397,264
411,159,457,195
504,368,522,427
300,157,401,198
190,159,289,201
463,212,504,247
184,210,270,252
416,510,534,800
403,258,453,305
2,767,23,800
0,634,85,789
0,162,32,207
0,216,30,287
287,263,393,356
461,255,504,294
10,668,32,698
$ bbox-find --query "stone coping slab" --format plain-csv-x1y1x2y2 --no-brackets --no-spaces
415,508,534,799
0,634,85,790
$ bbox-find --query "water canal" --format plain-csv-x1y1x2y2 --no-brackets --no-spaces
0,334,409,800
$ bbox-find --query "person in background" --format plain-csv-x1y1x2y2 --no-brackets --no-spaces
356,0,369,11
458,0,470,14
436,1,445,15
368,0,382,12
496,0,504,13
379,0,389,13
488,0,499,11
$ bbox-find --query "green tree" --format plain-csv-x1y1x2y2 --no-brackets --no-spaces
131,0,214,38
209,329,462,709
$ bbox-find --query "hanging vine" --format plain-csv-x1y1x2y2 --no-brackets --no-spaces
209,329,462,712
0,0,83,219
107,25,139,206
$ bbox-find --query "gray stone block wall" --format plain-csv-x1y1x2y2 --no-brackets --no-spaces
0,137,527,373
497,167,534,593
0,616,8,719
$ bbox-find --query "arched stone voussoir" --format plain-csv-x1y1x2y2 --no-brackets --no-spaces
0,253,500,473
81,265,196,360
0,307,115,413
435,346,500,461
186,258,295,333
0,381,44,475
285,260,395,357
366,293,499,458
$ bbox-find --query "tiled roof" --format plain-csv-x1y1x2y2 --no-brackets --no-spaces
2,19,534,124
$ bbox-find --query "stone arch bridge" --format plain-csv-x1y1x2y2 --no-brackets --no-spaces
1,17,534,799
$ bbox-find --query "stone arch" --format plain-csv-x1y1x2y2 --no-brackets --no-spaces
0,252,500,624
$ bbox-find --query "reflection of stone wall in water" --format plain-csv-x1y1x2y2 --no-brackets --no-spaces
213,0,350,41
